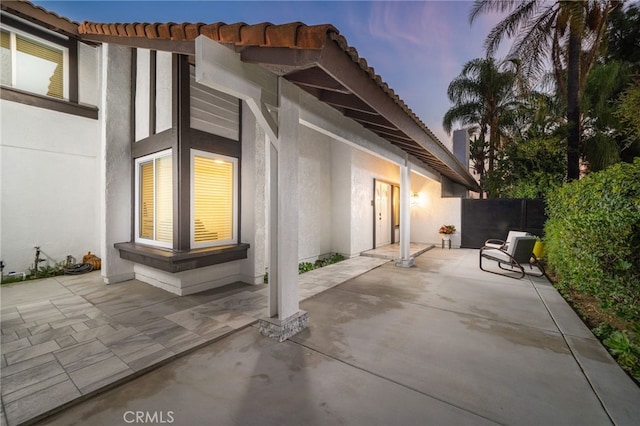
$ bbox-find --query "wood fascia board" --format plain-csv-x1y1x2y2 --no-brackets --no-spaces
195,35,278,141
80,33,196,54
1,1,78,37
317,41,477,189
239,46,322,74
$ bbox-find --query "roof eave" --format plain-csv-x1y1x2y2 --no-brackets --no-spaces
1,0,80,38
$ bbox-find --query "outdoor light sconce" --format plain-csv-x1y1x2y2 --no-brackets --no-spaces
410,192,420,207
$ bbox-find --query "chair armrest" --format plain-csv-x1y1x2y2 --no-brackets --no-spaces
480,246,513,263
484,239,506,249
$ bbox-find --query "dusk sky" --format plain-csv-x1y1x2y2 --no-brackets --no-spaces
33,1,509,148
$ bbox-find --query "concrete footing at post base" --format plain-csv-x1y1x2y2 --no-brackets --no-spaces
258,310,309,342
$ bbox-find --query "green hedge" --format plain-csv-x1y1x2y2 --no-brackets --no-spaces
544,158,640,320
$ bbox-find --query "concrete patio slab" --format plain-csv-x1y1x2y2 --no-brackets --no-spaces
26,249,640,426
1,255,388,425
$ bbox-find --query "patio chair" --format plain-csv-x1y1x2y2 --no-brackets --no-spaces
479,236,545,279
484,230,530,250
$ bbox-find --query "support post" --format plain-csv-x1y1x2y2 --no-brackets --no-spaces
396,157,414,267
259,78,308,341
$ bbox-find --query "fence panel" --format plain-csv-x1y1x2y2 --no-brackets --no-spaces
461,199,546,248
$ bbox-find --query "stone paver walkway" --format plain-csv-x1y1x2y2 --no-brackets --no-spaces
32,248,640,426
361,242,433,260
0,256,388,425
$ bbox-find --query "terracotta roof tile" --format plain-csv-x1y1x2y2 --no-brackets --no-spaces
78,20,338,50
266,22,304,47
200,23,224,41
184,23,204,40
134,23,146,37
238,22,269,45
218,22,246,43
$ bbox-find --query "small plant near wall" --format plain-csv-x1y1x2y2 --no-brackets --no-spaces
263,253,346,283
439,225,456,235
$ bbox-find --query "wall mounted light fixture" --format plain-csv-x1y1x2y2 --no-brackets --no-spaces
410,192,420,207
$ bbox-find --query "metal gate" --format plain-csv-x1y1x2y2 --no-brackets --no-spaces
461,199,546,249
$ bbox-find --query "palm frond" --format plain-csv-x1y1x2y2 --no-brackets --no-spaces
469,0,522,24
485,1,540,56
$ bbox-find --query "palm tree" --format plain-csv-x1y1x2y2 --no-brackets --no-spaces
469,0,619,181
443,57,520,197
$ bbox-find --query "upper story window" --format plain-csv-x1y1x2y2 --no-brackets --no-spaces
1,27,68,99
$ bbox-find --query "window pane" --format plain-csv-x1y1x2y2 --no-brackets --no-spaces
1,31,10,86
155,155,173,243
16,35,63,98
139,161,154,239
193,156,234,243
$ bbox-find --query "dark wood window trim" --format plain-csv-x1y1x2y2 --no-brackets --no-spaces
1,14,82,106
149,50,157,136
119,52,244,273
114,242,249,273
0,86,98,119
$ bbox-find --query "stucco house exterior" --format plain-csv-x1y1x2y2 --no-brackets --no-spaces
1,1,478,336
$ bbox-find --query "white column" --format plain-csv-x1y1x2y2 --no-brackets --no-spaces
268,141,279,317
259,78,308,341
274,79,300,319
396,158,414,267
101,44,135,284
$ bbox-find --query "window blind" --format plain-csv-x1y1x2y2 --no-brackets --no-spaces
193,155,234,244
0,31,10,86
139,161,155,239
155,155,173,243
138,154,172,244
16,35,63,98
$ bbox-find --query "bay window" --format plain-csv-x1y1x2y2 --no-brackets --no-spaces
117,53,248,273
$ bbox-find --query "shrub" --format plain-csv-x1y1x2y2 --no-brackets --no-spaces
545,158,640,320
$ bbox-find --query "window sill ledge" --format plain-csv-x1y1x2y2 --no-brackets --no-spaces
0,86,99,119
114,242,250,273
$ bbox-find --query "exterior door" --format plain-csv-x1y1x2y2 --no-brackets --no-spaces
375,180,392,247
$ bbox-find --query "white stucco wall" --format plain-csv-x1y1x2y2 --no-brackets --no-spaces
330,139,352,256
350,147,400,255
78,43,101,106
135,49,150,142
298,125,332,262
410,173,462,247
0,101,101,273
156,51,173,134
0,39,102,275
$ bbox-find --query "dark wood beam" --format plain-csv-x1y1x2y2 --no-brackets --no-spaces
318,91,377,114
345,109,395,129
285,68,350,94
366,125,413,141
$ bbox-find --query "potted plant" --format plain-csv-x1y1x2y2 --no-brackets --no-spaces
439,224,456,241
533,237,545,259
